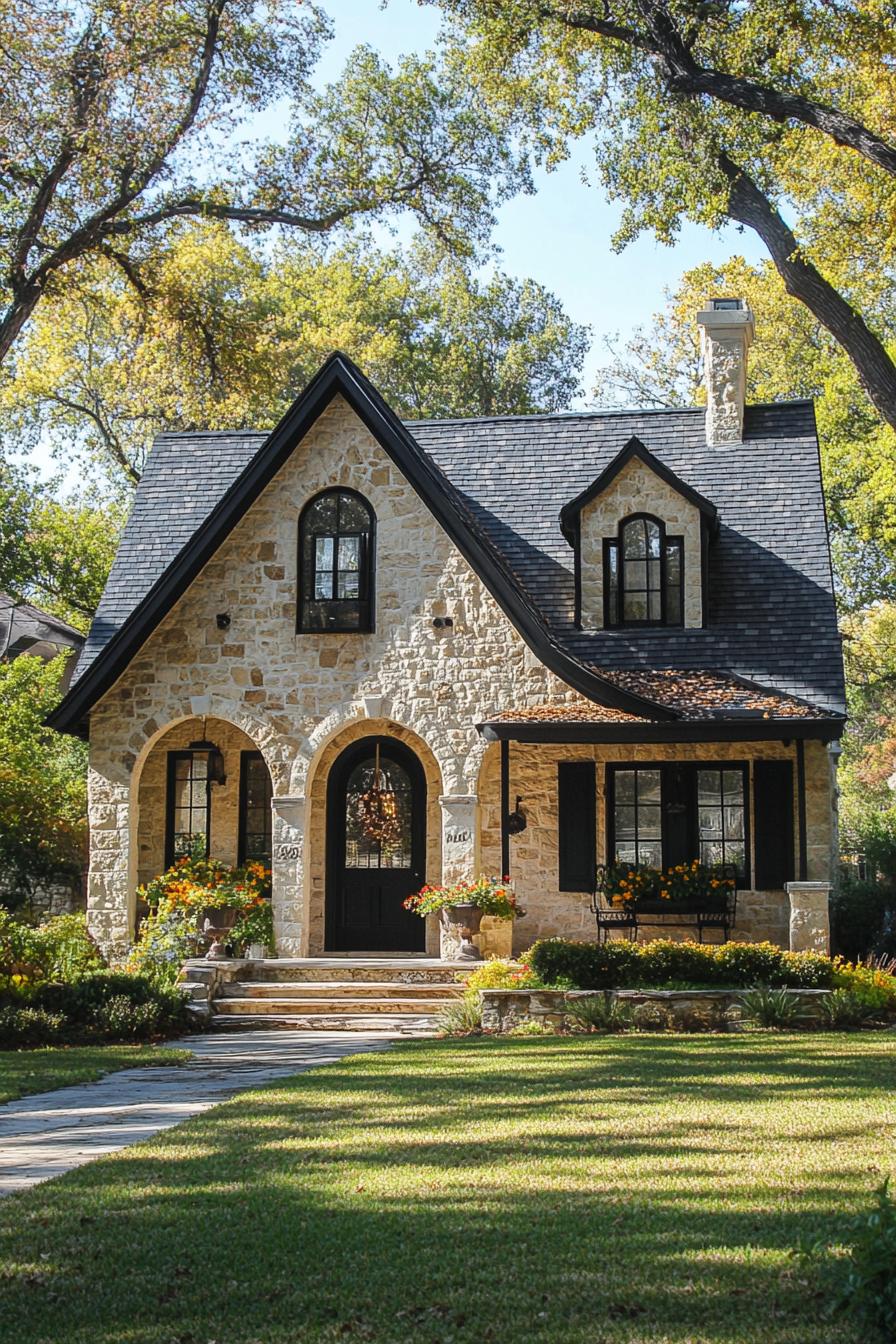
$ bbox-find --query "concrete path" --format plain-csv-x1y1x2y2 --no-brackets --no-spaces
0,1029,398,1196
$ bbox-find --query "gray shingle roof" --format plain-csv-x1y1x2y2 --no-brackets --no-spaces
73,396,844,718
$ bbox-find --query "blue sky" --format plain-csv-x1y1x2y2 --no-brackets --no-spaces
304,0,767,396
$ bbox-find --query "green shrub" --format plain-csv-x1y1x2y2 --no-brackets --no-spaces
25,971,190,1041
830,876,894,961
636,939,721,986
90,995,170,1041
631,1001,672,1032
0,909,103,991
818,989,877,1029
776,949,836,988
0,1005,67,1047
527,938,640,990
836,1181,896,1337
738,986,814,1029
713,941,792,987
507,1019,553,1036
437,991,483,1036
565,993,632,1033
831,959,896,1013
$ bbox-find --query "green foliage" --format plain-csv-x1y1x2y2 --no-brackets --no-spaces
831,878,895,962
462,958,543,990
2,227,587,492
818,990,877,1030
0,655,87,904
404,875,522,920
529,938,835,991
436,990,483,1036
738,987,813,1029
835,1181,896,1338
506,1018,553,1036
23,972,190,1042
527,937,641,990
631,1000,672,1032
564,993,632,1034
832,960,896,1013
0,1005,67,1047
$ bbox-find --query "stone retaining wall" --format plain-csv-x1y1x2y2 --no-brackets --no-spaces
480,987,830,1033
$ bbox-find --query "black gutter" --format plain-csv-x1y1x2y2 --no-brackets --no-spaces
48,352,675,737
500,739,510,880
478,718,844,745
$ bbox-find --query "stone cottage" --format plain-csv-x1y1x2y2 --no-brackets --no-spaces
49,299,844,965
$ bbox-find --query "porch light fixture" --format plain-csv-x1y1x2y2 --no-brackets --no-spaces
188,718,227,786
506,796,527,835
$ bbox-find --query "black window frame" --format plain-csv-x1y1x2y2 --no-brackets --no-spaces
297,488,375,633
165,750,212,869
238,750,273,867
606,761,751,885
603,512,684,629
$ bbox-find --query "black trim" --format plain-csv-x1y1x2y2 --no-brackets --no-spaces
559,435,719,544
558,761,597,891
238,750,273,866
297,487,376,634
500,738,510,880
165,750,211,869
479,717,843,744
796,739,808,881
602,514,685,629
49,353,675,735
606,760,751,886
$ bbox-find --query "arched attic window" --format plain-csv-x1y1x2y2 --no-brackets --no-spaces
604,514,683,628
298,489,375,632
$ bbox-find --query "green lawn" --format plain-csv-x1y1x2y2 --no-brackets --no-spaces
0,1044,191,1103
0,1034,893,1344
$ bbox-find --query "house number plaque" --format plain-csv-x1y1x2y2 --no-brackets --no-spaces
445,830,471,845
276,844,300,860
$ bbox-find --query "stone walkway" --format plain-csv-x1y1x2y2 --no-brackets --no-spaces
0,1029,398,1196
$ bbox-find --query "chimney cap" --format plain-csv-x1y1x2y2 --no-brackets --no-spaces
696,297,754,344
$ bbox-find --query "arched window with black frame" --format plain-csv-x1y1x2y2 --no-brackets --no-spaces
603,513,683,628
298,489,375,632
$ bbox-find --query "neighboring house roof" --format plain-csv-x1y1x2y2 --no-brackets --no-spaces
558,434,719,543
49,352,845,739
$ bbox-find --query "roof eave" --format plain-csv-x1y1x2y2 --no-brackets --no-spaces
478,716,845,745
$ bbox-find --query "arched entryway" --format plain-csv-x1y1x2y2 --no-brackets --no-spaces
325,736,427,952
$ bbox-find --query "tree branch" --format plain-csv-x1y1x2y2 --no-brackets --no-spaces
718,151,896,432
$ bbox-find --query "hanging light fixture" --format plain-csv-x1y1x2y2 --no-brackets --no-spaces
357,743,400,846
188,718,227,786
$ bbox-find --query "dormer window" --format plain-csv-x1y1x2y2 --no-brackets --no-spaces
298,489,375,632
604,514,683,628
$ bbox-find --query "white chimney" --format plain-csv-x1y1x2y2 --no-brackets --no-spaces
696,298,754,446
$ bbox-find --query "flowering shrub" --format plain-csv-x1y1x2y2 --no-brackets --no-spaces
463,958,543,990
404,875,522,921
129,851,272,985
602,860,736,907
832,958,896,1012
0,910,103,991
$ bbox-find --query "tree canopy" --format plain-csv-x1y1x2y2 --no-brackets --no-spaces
1,224,589,488
433,0,896,437
0,0,522,367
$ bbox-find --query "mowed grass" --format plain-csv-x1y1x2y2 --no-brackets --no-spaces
0,1034,893,1344
0,1044,191,1104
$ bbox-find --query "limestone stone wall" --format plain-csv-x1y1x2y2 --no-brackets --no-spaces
478,738,833,955
87,394,565,955
135,718,264,888
578,457,703,630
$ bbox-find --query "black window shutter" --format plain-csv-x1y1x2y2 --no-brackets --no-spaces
558,762,596,892
753,760,795,889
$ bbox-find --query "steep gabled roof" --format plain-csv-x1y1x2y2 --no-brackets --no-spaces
48,353,675,736
558,435,719,543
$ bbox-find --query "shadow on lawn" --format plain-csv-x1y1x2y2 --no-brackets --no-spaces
0,1035,892,1344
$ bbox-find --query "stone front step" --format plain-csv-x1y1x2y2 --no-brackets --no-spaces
209,1012,438,1034
214,995,456,1016
218,980,461,1001
235,958,470,986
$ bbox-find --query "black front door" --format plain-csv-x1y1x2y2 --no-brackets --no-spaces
326,737,427,952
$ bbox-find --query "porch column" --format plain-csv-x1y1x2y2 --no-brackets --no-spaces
785,881,831,954
271,796,306,957
439,793,479,883
87,751,133,960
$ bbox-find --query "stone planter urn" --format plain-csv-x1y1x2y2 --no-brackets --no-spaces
440,902,485,961
198,905,239,960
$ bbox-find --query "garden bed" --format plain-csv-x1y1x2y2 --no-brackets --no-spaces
480,986,831,1033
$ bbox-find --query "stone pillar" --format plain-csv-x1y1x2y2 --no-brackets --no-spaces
271,796,305,956
786,881,831,954
439,793,479,883
86,755,133,960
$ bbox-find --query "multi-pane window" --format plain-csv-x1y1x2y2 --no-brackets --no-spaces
299,489,374,631
238,751,273,866
612,768,663,868
697,768,746,875
609,763,749,882
165,752,210,867
604,515,684,628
